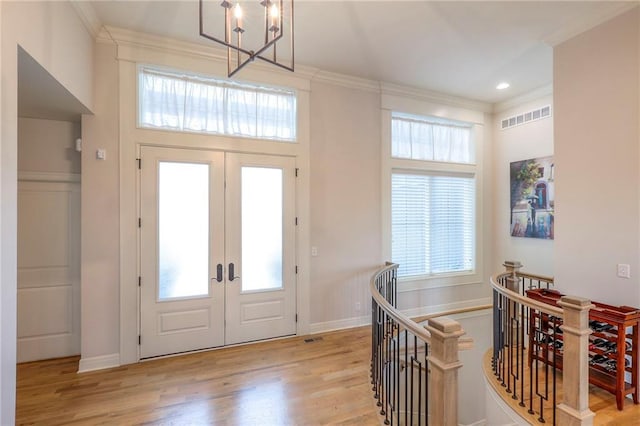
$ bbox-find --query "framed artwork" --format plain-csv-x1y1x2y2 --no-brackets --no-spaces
510,156,554,239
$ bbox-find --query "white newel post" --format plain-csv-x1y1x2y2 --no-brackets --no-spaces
426,317,464,426
557,296,596,426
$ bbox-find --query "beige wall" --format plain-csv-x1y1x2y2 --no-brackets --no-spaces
80,41,120,361
309,81,382,324
493,95,554,276
18,118,81,174
1,2,93,423
554,7,640,306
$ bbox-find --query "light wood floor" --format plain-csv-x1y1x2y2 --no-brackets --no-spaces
17,328,381,425
483,349,640,425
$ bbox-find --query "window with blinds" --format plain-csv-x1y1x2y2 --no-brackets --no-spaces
390,113,476,279
138,66,297,142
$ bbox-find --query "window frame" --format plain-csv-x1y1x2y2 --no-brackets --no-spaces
381,106,484,292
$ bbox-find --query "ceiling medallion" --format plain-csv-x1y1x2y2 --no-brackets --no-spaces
199,0,294,77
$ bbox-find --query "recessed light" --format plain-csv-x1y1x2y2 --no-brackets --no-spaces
496,82,510,90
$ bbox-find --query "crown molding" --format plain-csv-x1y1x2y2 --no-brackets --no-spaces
310,69,381,93
493,84,553,114
104,26,228,61
543,3,638,47
102,26,490,113
381,82,492,113
70,0,102,39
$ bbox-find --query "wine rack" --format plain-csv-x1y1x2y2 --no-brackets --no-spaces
526,288,639,410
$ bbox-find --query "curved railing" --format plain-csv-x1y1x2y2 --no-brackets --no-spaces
490,262,594,425
369,263,489,425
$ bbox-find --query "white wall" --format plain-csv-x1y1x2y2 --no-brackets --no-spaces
0,2,93,423
18,118,81,174
309,81,382,326
80,41,120,364
554,7,640,306
493,95,554,277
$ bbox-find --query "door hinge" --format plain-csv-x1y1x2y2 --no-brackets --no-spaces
138,218,142,228
295,314,298,323
138,335,141,345
137,158,141,169
295,168,299,177
295,265,298,274
295,217,298,226
138,276,141,287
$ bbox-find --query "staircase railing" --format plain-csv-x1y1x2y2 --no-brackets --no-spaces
491,261,595,425
370,262,466,426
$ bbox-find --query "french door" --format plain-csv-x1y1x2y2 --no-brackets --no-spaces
139,146,296,358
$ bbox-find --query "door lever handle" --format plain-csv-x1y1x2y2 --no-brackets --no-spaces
216,264,223,283
229,262,240,281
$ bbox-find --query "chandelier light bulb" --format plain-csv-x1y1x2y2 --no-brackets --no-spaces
234,3,243,20
270,4,279,18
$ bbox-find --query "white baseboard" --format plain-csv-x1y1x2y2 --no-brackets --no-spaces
78,353,120,373
309,314,370,334
309,297,492,334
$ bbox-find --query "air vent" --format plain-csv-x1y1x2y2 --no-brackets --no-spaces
501,105,551,130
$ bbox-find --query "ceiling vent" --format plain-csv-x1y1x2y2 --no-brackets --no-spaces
501,105,551,130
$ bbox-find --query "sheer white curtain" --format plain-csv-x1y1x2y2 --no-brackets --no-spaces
391,115,472,163
139,67,297,142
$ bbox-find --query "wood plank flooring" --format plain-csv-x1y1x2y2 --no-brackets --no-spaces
17,328,381,425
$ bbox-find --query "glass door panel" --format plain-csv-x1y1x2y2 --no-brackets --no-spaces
158,162,210,300
241,167,283,292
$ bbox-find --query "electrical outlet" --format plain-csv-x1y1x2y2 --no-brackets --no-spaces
311,246,318,257
617,263,631,279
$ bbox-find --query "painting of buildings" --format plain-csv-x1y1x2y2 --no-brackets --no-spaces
510,156,554,239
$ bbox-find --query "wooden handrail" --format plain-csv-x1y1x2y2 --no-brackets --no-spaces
491,272,563,317
369,262,433,345
412,304,493,324
518,271,555,283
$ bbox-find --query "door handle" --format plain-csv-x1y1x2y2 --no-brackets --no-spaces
229,262,240,281
216,264,223,283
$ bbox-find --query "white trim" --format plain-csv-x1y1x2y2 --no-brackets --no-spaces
70,0,102,39
493,85,553,114
401,297,492,320
104,26,490,112
311,69,381,93
17,172,80,183
78,353,120,373
381,82,491,114
309,315,370,334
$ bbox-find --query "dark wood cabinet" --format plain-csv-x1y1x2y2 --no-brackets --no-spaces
526,288,639,410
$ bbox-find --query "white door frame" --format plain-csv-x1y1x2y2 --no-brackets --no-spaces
117,58,311,366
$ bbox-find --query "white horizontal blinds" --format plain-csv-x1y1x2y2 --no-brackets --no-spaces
392,173,475,277
391,115,472,163
392,174,429,277
429,176,475,274
139,67,297,142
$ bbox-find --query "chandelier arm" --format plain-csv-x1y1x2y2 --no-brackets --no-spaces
255,55,294,72
199,32,255,57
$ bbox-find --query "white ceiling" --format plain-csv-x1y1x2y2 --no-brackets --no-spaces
87,0,638,104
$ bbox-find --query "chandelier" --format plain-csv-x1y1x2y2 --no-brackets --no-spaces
199,0,294,77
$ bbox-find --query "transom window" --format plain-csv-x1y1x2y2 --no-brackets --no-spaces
138,66,297,142
390,112,476,279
